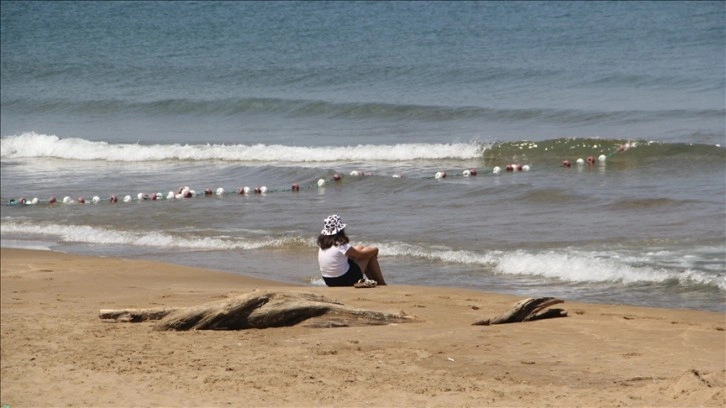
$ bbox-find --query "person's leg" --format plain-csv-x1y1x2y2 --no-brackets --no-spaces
353,245,371,276
364,256,386,285
352,245,386,285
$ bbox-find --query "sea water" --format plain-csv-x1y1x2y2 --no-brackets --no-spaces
2,1,724,311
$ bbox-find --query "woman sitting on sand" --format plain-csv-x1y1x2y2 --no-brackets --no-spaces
317,214,386,287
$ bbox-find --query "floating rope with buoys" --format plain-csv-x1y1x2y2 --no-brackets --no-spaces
560,142,630,168
0,142,636,206
3,164,538,207
4,143,631,207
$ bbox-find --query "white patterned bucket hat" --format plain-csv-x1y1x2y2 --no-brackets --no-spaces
321,214,347,235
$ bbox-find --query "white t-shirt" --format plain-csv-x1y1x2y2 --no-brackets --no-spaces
318,243,351,278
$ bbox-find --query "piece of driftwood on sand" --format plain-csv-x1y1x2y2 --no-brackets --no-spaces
99,290,415,330
472,297,567,325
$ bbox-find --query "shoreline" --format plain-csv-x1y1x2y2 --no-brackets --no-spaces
5,242,722,314
2,247,724,407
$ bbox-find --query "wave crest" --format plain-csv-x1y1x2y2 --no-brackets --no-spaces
1,132,482,162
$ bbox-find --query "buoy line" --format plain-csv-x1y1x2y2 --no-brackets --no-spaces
3,165,532,207
4,146,626,207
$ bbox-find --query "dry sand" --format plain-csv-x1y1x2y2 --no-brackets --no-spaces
1,247,724,407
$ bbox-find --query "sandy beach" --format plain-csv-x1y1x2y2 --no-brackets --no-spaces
1,247,723,407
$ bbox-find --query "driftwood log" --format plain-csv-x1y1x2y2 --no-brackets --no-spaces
99,290,415,330
472,297,567,325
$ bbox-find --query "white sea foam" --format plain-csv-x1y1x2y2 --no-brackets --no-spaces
1,132,482,163
495,250,726,290
495,250,665,282
379,242,498,266
0,239,53,251
380,242,725,290
309,277,327,286
0,221,296,251
4,221,723,291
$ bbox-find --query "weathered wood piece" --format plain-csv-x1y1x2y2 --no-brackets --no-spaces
99,290,414,330
98,307,179,322
472,297,567,326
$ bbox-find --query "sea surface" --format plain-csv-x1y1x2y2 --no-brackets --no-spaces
2,1,724,312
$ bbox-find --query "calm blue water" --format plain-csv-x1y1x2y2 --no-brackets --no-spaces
2,1,725,311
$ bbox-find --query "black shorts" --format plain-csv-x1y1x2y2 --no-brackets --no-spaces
323,259,363,287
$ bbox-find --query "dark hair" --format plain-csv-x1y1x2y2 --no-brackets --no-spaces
317,230,349,249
